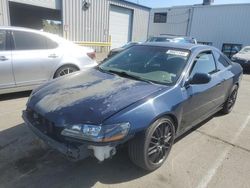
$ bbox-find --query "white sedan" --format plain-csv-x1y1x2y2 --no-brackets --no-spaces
0,26,97,95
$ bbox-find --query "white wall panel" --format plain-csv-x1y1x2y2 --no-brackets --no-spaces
148,7,191,37
189,4,250,49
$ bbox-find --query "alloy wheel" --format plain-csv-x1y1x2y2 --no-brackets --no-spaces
228,89,238,110
147,122,173,164
59,68,75,76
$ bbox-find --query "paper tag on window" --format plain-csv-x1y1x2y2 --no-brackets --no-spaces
166,50,189,57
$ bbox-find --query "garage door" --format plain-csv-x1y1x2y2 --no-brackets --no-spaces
109,5,132,49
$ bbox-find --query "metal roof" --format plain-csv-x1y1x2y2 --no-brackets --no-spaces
152,3,250,10
113,0,151,9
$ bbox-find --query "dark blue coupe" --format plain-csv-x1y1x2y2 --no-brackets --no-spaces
23,43,243,171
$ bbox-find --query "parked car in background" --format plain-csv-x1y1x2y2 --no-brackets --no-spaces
107,42,139,58
0,26,97,95
23,42,242,171
231,46,250,71
147,35,197,44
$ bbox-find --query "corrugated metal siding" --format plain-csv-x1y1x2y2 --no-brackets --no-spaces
189,4,250,49
0,0,9,25
62,0,150,51
9,0,61,9
148,7,191,37
62,0,109,42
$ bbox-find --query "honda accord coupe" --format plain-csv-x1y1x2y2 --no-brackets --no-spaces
0,26,97,95
23,42,242,171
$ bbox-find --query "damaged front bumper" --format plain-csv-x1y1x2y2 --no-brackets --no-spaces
22,111,116,162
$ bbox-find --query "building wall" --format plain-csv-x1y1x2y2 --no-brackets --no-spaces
62,0,150,44
189,4,250,49
0,0,9,25
148,6,191,37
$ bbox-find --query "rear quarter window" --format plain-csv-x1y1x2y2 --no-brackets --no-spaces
46,38,58,49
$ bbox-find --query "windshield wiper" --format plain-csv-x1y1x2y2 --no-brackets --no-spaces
108,70,139,79
96,66,114,75
108,70,154,84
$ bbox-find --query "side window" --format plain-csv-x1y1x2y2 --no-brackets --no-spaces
214,51,230,70
46,38,58,49
190,51,216,77
13,31,47,50
0,30,6,51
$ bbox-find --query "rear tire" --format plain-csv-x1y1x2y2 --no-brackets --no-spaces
54,65,79,78
221,85,238,114
128,117,175,171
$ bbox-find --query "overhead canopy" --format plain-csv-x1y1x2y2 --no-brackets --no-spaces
9,2,61,30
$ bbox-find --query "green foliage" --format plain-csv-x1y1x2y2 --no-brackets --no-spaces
42,20,62,36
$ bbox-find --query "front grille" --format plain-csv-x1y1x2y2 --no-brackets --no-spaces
26,108,64,142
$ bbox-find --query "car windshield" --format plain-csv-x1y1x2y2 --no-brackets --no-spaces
239,47,250,54
99,45,190,85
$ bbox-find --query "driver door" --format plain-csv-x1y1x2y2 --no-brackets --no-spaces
181,51,225,131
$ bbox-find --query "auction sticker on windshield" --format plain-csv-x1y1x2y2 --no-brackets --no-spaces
166,50,189,57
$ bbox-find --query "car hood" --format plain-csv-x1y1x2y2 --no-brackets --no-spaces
28,68,164,126
233,53,250,60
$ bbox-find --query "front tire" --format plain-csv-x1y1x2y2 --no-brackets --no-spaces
128,117,175,171
222,85,238,114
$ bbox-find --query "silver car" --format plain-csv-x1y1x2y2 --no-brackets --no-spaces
0,26,97,95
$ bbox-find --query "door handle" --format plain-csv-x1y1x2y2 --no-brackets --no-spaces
48,54,58,58
0,56,8,61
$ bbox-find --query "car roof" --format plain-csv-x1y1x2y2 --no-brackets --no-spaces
0,26,66,42
0,26,40,32
150,35,194,39
140,42,214,52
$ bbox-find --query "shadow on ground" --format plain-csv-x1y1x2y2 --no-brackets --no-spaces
0,105,222,188
0,123,148,188
0,91,31,101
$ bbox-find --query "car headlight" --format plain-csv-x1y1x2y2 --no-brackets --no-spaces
61,123,130,142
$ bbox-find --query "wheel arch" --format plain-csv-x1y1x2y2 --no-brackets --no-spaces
146,112,179,134
160,113,179,133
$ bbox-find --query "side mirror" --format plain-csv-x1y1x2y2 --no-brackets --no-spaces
186,73,211,86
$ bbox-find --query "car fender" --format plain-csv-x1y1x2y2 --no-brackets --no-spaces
103,85,184,136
